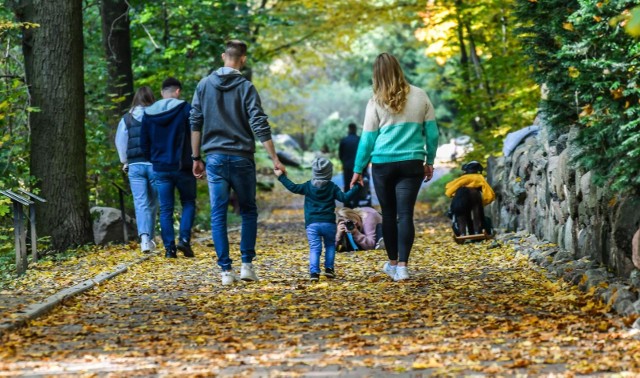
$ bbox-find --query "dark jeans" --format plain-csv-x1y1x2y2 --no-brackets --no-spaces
372,160,423,263
451,187,484,235
342,166,354,193
153,170,197,250
342,167,355,208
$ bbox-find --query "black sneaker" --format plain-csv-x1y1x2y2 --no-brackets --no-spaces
325,268,336,279
310,273,320,281
177,239,195,258
165,248,177,258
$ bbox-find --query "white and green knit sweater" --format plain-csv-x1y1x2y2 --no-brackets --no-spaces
353,85,439,174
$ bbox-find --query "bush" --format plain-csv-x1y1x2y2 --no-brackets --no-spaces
418,170,460,215
516,0,640,193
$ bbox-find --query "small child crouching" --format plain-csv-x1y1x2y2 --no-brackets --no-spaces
444,161,495,236
275,157,361,281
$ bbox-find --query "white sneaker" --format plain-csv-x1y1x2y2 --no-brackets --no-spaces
394,266,410,281
382,262,397,279
240,263,258,281
140,234,152,253
221,271,239,286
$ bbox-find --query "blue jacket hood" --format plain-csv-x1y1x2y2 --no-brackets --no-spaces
145,98,186,117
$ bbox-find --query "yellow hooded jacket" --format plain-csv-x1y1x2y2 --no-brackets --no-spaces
444,173,496,206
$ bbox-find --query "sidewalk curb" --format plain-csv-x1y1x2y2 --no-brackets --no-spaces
0,252,156,337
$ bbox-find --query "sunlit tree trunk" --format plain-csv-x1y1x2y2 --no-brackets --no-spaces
10,0,93,251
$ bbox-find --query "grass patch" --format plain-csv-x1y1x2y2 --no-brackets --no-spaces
419,169,460,215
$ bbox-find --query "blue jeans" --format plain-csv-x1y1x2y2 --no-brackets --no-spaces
306,222,337,274
206,154,258,271
128,163,157,238
153,170,196,250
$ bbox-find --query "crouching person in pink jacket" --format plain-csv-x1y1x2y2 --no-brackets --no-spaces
335,207,383,252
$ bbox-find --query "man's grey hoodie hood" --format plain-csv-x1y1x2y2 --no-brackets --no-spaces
189,67,272,159
209,67,245,92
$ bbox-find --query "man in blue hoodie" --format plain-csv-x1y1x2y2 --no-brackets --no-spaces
141,77,196,259
190,40,286,286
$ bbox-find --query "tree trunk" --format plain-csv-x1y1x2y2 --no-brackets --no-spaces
11,0,93,251
100,0,134,126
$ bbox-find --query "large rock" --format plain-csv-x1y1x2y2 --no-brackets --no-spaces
633,229,640,269
610,197,640,276
91,206,137,245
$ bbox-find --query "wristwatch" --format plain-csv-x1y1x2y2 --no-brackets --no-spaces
191,155,202,161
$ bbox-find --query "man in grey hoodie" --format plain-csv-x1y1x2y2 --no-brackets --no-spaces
190,40,286,286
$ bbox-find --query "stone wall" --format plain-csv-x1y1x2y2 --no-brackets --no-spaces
486,117,640,279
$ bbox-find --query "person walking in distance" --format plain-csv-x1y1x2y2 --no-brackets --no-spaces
351,53,439,281
115,86,158,253
141,78,196,259
189,40,287,285
339,123,360,190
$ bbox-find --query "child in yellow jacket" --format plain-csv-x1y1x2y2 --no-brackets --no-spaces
445,161,495,236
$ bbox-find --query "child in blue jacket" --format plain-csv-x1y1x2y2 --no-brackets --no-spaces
275,157,360,281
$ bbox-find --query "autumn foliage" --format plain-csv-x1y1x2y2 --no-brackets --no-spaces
1,185,639,375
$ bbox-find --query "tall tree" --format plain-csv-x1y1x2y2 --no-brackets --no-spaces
9,0,93,250
100,0,134,125
416,0,539,157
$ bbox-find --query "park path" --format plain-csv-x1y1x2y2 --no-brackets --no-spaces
1,188,640,376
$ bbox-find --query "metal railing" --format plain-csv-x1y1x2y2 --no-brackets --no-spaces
0,189,46,275
111,181,130,244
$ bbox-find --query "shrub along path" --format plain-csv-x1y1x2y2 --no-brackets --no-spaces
1,187,639,376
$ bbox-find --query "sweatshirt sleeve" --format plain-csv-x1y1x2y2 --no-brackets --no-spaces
445,176,465,198
334,183,361,203
353,100,380,174
482,179,496,206
115,117,128,164
189,82,204,132
277,175,307,195
423,95,439,165
245,84,271,143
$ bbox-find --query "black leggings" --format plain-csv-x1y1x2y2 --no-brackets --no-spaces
372,160,424,263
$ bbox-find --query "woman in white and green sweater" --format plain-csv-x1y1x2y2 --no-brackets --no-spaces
350,53,439,281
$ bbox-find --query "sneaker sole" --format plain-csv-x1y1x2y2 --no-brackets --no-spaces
383,270,396,279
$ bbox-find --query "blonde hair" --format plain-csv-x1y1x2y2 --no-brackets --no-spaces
337,208,363,225
372,53,410,114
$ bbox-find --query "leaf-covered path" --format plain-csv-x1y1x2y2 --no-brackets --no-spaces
1,195,640,376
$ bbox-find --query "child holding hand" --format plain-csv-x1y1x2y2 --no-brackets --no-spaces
275,157,361,281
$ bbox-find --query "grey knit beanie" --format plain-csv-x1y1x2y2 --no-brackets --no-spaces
311,157,333,187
